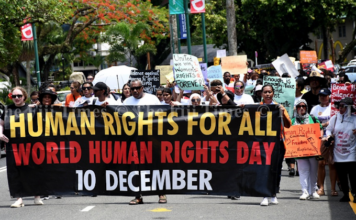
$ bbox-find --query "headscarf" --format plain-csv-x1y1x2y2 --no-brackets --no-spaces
189,93,202,105
295,99,310,125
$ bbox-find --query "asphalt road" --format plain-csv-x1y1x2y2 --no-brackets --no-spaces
0,155,355,220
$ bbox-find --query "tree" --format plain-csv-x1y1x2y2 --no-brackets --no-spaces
226,0,237,56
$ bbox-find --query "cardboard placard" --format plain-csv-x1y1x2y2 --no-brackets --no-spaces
155,65,174,84
300,51,318,64
130,70,160,94
263,76,296,118
173,54,205,90
330,84,356,117
207,65,223,86
284,123,322,158
200,63,208,84
216,50,227,58
318,60,334,72
221,55,247,75
272,54,299,79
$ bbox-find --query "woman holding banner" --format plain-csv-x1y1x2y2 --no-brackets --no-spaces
325,97,356,203
292,99,323,200
260,84,292,206
0,86,44,207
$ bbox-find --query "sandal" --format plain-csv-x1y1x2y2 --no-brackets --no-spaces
331,191,338,196
317,189,325,196
158,195,167,204
129,197,143,205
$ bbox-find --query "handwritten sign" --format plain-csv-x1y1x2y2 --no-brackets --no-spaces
330,83,356,116
221,55,247,75
284,123,322,158
130,70,160,94
263,76,296,117
173,54,205,90
272,54,299,79
155,65,173,84
216,50,226,58
300,51,318,64
207,65,223,86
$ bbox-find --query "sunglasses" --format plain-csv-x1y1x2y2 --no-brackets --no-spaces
296,105,306,109
130,86,142,91
12,94,23,99
235,86,244,89
191,99,201,102
83,87,92,90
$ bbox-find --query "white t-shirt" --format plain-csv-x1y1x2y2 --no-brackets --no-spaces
73,96,94,107
326,113,356,162
310,104,331,137
123,93,161,105
94,98,119,106
233,94,254,105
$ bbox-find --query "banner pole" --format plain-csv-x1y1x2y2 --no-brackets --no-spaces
170,15,175,54
176,14,181,54
201,13,208,63
184,0,192,54
32,23,41,88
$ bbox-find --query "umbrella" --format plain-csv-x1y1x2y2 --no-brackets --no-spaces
93,65,137,90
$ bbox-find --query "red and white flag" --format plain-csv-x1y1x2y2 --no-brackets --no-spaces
190,0,205,13
21,23,33,41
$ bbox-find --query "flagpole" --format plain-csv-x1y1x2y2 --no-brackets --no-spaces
176,14,181,53
201,13,208,63
32,23,41,88
184,0,191,54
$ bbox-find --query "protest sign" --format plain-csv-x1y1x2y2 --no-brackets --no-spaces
155,65,173,84
130,70,160,94
330,83,356,116
216,50,226,58
221,55,247,75
5,105,281,198
200,63,208,84
169,0,184,14
214,57,220,66
263,76,296,117
284,123,322,158
173,54,205,90
300,51,318,64
318,60,334,72
179,14,187,39
277,56,296,64
207,65,223,86
272,54,299,79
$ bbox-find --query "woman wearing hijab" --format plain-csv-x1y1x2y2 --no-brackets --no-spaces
293,99,323,200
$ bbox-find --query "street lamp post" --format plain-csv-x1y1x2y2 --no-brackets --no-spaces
62,56,65,81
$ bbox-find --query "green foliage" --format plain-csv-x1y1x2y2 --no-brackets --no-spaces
0,87,14,105
61,86,70,91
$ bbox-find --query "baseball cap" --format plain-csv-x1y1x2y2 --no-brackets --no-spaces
255,85,263,92
318,88,331,96
92,82,107,91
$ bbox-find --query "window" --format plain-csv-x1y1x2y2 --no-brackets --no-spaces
339,25,346,37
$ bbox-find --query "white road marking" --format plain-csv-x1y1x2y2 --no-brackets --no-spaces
81,206,95,212
0,166,6,172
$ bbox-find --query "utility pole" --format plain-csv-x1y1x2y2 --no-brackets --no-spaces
32,23,41,88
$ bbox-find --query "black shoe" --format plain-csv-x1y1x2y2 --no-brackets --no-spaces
289,168,295,177
231,196,240,200
227,196,231,199
337,182,343,192
296,171,299,176
339,196,350,202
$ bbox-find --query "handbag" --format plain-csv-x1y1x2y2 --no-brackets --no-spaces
320,115,337,164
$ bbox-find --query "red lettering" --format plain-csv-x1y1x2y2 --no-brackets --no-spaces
70,141,81,163
237,141,249,164
209,141,219,163
89,141,100,163
181,141,194,163
60,142,69,164
12,143,31,166
219,141,229,164
196,141,208,163
161,141,173,163
32,142,45,165
263,142,275,165
127,142,139,164
140,141,152,164
113,141,127,164
174,141,180,163
102,141,112,164
249,142,262,165
46,142,59,164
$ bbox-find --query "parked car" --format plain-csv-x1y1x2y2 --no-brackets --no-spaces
343,65,356,82
347,59,356,66
56,90,71,106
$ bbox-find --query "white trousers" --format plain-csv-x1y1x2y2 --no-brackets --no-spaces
297,157,318,195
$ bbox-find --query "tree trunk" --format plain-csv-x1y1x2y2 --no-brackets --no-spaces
10,63,20,86
42,54,56,82
169,15,178,54
26,59,31,95
226,0,237,56
322,25,328,60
